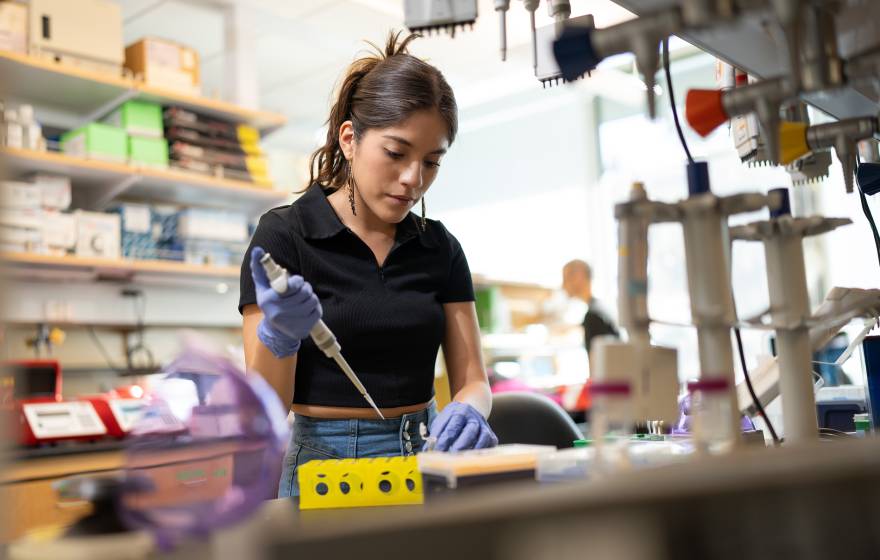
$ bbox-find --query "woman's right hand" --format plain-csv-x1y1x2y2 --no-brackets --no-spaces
250,246,322,358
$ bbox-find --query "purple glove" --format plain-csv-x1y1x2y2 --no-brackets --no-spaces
429,402,498,452
250,246,321,358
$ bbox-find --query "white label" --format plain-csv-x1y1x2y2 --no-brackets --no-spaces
123,205,151,234
24,401,107,439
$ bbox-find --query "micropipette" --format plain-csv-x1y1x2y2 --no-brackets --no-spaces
259,253,385,420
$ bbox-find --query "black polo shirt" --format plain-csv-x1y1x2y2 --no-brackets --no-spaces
239,183,475,408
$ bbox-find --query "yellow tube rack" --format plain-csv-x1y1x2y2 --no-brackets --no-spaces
298,456,423,510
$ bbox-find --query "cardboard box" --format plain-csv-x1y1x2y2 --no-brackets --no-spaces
128,135,168,168
105,100,163,138
27,173,71,210
74,210,120,259
42,210,76,255
1,181,41,209
0,1,27,54
125,37,200,97
28,0,123,75
61,123,127,163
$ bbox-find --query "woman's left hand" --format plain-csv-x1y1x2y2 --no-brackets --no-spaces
428,402,498,452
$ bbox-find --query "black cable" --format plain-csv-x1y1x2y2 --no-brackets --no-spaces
856,167,880,274
87,327,126,375
662,38,694,165
735,327,781,444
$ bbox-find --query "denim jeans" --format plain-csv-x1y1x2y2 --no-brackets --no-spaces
278,403,437,498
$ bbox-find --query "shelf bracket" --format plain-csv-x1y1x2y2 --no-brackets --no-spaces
88,174,141,211
74,88,140,130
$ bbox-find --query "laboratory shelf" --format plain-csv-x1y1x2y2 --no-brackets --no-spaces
0,50,288,134
1,251,240,281
1,147,291,215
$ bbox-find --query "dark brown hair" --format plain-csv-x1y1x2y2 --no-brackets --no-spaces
307,30,458,189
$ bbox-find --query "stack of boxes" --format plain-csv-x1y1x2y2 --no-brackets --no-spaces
164,107,271,186
106,100,168,168
60,100,168,168
109,203,247,266
0,174,76,256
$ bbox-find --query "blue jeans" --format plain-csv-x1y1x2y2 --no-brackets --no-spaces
278,403,437,498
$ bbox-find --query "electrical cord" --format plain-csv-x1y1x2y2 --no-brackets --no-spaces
856,161,880,274
662,38,781,444
123,290,156,372
662,38,694,166
735,327,781,444
87,326,126,375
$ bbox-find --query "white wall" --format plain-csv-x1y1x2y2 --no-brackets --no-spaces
429,86,601,289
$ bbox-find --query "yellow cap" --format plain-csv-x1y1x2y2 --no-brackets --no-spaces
779,121,810,165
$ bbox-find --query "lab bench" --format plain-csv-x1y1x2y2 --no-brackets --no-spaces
1,439,260,543
10,438,880,559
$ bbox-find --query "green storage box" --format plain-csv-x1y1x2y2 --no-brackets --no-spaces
128,135,169,168
474,285,503,333
105,100,164,137
61,123,127,163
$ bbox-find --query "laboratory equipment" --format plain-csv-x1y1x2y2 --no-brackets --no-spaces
554,8,681,118
28,0,124,76
4,360,110,446
687,77,792,164
494,0,510,61
803,116,879,194
259,252,385,420
676,162,773,448
535,14,593,87
524,0,539,76
730,187,850,443
298,456,423,510
417,444,555,494
403,0,477,37
863,336,880,430
21,400,107,445
736,287,880,416
82,391,149,439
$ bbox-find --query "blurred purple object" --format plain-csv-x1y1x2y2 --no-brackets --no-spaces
672,392,757,436
121,337,289,549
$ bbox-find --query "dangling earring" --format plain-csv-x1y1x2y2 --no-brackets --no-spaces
420,196,427,232
347,160,357,216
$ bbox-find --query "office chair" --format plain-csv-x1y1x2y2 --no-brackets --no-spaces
488,391,583,449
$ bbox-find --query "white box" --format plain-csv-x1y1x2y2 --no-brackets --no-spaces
27,173,71,210
0,1,27,54
178,208,248,243
0,207,41,229
74,210,120,259
42,210,76,254
0,224,41,251
1,180,41,209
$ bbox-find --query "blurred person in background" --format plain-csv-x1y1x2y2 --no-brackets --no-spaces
562,259,619,357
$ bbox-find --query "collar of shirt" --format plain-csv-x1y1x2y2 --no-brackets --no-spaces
295,183,439,248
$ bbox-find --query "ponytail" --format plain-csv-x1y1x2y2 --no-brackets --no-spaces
307,30,457,190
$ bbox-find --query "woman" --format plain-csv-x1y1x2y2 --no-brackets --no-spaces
239,31,497,498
